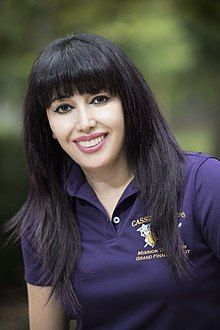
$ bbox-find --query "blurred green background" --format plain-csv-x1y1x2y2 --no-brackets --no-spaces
0,0,220,328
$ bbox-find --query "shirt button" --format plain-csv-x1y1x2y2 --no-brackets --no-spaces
113,216,120,224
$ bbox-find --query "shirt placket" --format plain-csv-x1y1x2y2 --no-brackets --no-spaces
74,178,138,243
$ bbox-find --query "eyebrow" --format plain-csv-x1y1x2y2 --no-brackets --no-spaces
51,91,110,104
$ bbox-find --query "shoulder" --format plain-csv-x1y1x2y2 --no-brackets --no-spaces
184,152,220,225
184,153,220,258
182,152,220,220
184,151,220,184
184,151,220,168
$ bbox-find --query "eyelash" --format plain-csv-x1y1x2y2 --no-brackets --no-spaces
92,95,110,104
54,95,110,114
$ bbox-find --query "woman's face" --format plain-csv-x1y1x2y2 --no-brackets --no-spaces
46,91,125,172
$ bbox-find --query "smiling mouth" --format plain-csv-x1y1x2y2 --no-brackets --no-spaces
76,134,108,148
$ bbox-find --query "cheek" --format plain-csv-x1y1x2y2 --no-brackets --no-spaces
47,118,74,140
112,112,125,133
99,104,124,131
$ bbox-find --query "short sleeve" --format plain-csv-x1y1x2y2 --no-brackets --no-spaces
21,233,49,286
195,156,220,260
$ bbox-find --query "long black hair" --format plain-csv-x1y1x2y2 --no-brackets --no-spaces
4,32,188,317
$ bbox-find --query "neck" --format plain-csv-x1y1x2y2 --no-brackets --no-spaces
81,158,133,195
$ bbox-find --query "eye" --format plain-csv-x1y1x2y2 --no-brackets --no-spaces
54,103,73,114
91,95,110,105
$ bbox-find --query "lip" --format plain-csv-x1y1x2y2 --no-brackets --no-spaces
74,132,107,142
74,134,109,154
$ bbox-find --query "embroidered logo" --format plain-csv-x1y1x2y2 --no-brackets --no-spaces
137,223,157,248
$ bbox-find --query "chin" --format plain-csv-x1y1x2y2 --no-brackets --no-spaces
82,161,110,171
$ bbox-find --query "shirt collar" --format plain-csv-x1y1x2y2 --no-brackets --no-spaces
65,162,86,197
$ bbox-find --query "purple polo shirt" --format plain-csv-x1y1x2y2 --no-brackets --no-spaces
21,152,220,329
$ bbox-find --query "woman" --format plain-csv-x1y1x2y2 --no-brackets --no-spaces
6,33,220,329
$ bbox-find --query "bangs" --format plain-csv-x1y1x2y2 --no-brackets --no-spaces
34,41,121,109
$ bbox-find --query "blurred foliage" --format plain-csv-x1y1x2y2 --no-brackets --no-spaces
0,136,28,284
0,0,220,284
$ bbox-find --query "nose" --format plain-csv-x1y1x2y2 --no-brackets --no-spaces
75,105,96,133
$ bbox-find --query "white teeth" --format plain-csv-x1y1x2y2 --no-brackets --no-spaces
77,135,105,148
